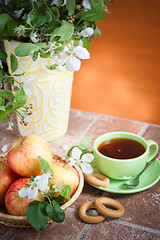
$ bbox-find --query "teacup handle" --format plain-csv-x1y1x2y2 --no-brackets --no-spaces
146,140,158,162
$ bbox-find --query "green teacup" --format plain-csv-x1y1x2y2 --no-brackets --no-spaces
93,131,158,180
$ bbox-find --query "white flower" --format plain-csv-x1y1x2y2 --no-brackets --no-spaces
65,46,90,72
34,174,50,193
83,0,91,10
14,8,24,18
61,0,66,7
78,40,83,47
18,173,50,200
30,33,39,43
80,27,94,37
51,49,70,71
73,46,90,59
7,126,13,131
1,145,8,153
51,0,66,6
67,147,94,174
65,55,81,72
19,186,38,200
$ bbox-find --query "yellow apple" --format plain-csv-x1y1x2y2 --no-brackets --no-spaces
50,160,80,197
7,135,53,177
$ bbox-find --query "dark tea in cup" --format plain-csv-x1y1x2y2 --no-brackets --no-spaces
97,138,146,159
93,132,158,180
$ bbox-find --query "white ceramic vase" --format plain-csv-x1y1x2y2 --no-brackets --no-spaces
4,40,73,142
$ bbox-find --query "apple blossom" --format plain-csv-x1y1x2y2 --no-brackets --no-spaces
18,173,51,199
6,121,13,131
64,45,90,72
73,46,90,59
80,27,94,37
66,147,94,174
83,0,91,10
51,0,66,6
18,185,38,200
65,55,81,72
30,33,39,43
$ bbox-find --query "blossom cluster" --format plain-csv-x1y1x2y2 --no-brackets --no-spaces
19,172,52,199
0,0,110,72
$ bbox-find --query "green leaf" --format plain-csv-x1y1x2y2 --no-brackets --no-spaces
0,97,3,106
51,20,74,42
32,51,38,61
0,89,14,100
66,0,76,15
46,200,65,223
10,54,18,73
26,5,53,27
81,10,106,21
89,0,105,13
7,19,19,38
15,43,40,57
40,51,51,58
13,88,27,109
44,21,60,34
82,37,89,51
38,156,53,175
94,27,101,36
80,136,93,149
59,185,71,200
0,13,13,36
0,50,7,60
4,76,15,85
50,7,60,20
0,106,5,111
51,194,65,203
0,103,13,122
45,64,58,70
13,73,25,77
26,201,49,231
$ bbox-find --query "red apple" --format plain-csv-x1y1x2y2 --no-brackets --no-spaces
0,162,18,206
5,178,41,216
50,160,80,197
7,135,53,177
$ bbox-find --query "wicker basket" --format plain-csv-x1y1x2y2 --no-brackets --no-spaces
0,154,84,228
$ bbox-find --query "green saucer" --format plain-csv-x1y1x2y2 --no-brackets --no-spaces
90,158,160,194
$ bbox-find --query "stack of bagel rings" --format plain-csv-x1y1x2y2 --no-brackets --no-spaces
79,171,124,223
78,197,125,223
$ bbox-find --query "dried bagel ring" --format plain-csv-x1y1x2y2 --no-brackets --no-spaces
78,201,106,223
84,172,109,187
94,197,124,218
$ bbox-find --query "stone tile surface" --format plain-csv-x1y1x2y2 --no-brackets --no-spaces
80,220,160,240
85,115,148,149
0,109,160,240
108,181,160,231
7,208,85,240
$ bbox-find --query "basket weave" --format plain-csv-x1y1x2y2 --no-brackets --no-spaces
0,154,84,228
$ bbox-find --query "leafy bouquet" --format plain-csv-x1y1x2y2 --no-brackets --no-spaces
0,0,112,128
0,0,112,71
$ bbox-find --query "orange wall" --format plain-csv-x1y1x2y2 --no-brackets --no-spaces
71,0,160,125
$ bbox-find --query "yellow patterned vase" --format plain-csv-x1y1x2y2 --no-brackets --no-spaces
4,40,73,142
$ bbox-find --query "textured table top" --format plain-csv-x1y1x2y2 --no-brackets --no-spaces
0,109,160,240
